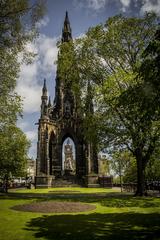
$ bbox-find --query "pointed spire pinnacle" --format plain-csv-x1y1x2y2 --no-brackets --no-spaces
65,11,69,23
42,78,47,96
48,96,51,107
62,11,72,42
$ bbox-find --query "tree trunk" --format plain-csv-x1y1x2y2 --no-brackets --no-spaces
135,155,146,196
119,163,123,192
120,174,123,193
3,175,8,193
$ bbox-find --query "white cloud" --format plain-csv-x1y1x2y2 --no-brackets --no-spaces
120,0,131,7
36,16,50,28
17,121,29,131
16,34,58,113
25,130,37,159
37,35,58,76
73,0,160,14
141,0,160,15
26,130,37,141
28,144,37,159
17,118,38,158
120,0,131,12
17,84,42,113
87,0,107,10
16,16,59,158
73,0,107,11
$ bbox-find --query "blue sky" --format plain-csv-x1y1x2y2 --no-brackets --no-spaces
16,0,160,159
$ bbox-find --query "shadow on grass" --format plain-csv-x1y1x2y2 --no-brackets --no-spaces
100,195,160,208
2,192,160,208
25,212,160,240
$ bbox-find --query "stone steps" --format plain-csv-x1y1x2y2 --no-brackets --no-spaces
52,178,80,187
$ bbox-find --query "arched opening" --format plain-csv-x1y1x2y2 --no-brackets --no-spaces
62,137,76,176
49,131,56,175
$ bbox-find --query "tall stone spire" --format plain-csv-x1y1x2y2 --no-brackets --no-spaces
62,11,72,42
42,78,47,97
48,96,51,108
41,79,48,117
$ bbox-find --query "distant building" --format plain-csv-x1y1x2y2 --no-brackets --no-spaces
98,153,110,176
27,159,36,180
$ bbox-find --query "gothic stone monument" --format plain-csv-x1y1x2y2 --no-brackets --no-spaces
36,12,99,187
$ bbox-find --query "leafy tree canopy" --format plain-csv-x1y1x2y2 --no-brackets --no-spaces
0,0,45,128
0,1,45,189
0,125,30,178
59,13,159,195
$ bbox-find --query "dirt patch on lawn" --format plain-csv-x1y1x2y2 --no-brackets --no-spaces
11,201,96,213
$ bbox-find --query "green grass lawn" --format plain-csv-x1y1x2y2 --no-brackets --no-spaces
0,187,160,240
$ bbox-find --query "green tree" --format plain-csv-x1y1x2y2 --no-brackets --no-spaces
57,39,101,175
140,25,160,92
111,150,136,191
0,0,45,190
57,33,101,156
71,13,159,195
123,157,137,184
145,155,160,181
0,125,30,192
0,0,45,128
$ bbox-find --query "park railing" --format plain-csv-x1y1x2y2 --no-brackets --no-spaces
98,176,113,188
114,181,160,193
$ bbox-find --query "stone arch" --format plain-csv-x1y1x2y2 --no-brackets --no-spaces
62,136,76,175
57,130,86,177
59,132,77,173
49,131,56,175
61,132,77,146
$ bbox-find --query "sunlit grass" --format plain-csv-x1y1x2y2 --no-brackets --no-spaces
10,187,120,194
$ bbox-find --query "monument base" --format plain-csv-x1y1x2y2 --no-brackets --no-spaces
85,174,100,188
35,175,55,188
